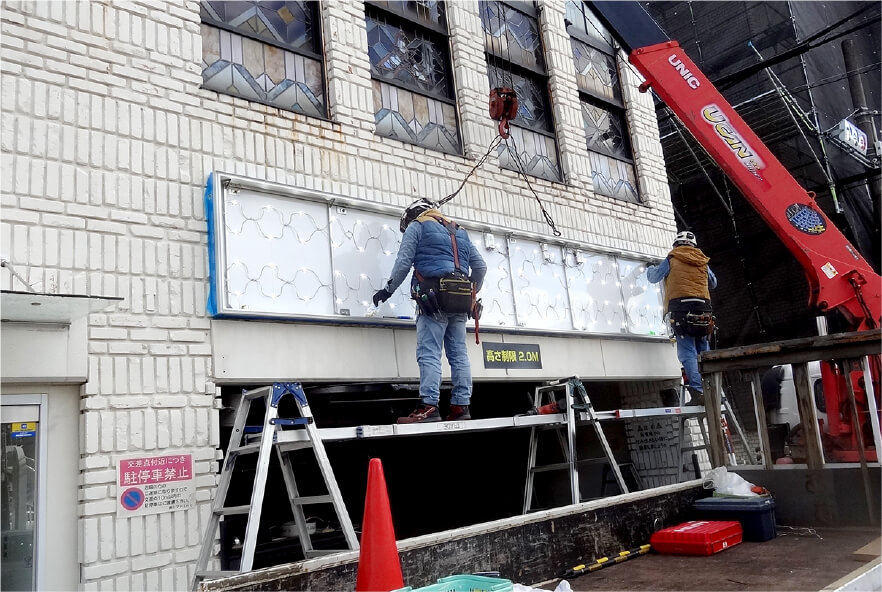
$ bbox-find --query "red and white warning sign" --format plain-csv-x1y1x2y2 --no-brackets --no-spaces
116,453,196,517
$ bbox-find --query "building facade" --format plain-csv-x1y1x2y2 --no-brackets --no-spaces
1,1,682,589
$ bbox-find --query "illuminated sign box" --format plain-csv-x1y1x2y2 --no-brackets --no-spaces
205,173,666,338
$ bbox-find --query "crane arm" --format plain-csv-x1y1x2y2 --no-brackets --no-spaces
590,2,881,331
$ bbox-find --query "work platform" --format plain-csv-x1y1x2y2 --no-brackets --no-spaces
265,405,707,443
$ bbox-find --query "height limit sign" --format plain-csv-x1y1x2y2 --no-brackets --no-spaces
116,453,196,517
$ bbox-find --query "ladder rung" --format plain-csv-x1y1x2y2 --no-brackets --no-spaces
291,495,333,505
530,462,570,473
195,570,239,579
229,443,261,454
304,549,342,558
215,505,251,516
244,388,271,400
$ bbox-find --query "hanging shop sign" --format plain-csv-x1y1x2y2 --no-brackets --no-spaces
836,119,868,155
482,342,542,369
116,453,195,517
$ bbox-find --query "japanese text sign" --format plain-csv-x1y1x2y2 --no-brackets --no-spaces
117,453,195,517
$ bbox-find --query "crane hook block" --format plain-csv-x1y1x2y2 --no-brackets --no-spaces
489,87,518,139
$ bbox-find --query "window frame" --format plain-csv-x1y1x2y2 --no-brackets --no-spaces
364,0,463,155
482,0,562,175
364,1,458,107
199,1,329,119
567,1,640,197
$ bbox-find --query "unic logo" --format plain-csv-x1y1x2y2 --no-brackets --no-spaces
701,104,766,178
667,55,700,89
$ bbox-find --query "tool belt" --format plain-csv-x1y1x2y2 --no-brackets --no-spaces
670,310,715,338
668,297,714,338
412,271,473,315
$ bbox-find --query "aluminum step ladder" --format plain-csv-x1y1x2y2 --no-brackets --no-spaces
192,383,358,590
523,377,628,513
675,388,752,480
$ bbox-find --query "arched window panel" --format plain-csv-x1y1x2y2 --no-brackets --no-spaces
496,125,562,183
366,13,453,99
564,251,627,333
509,240,572,330
481,0,546,73
617,258,667,336
488,65,552,133
571,37,620,102
200,8,326,117
588,152,640,203
201,0,321,55
373,81,462,154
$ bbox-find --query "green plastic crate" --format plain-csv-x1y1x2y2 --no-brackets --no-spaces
394,574,513,592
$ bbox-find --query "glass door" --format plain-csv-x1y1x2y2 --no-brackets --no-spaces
1,403,40,592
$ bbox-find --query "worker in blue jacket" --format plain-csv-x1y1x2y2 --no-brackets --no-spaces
373,199,487,423
647,231,717,406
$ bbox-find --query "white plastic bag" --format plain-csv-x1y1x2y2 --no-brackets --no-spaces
512,580,572,592
702,466,758,497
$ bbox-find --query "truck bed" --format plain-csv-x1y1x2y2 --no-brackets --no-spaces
559,527,879,591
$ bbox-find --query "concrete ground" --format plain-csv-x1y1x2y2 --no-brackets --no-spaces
546,527,880,591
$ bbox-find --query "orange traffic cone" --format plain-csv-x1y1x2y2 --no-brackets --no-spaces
355,458,404,592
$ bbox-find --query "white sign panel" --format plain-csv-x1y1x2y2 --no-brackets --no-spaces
117,453,195,517
209,174,666,338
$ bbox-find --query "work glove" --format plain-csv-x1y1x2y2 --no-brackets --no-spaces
372,288,392,307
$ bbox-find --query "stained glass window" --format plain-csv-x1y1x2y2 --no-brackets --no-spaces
366,14,451,98
581,100,630,159
571,37,619,102
365,1,461,154
369,0,446,30
200,1,326,117
565,0,614,52
488,65,551,133
481,0,545,72
566,1,639,203
481,0,560,183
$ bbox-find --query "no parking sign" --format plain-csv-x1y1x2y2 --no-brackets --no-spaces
116,453,195,517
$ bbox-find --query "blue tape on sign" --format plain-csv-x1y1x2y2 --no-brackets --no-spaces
204,173,219,317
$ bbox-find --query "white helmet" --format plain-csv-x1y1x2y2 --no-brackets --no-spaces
673,231,697,247
400,199,435,233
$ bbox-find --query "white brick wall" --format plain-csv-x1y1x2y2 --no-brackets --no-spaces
1,0,676,587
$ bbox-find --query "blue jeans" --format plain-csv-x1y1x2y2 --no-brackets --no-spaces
676,333,710,392
415,312,472,406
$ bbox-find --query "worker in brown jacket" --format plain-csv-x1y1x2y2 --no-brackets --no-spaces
647,231,718,406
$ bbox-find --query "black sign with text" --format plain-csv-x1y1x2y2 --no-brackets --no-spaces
482,342,542,369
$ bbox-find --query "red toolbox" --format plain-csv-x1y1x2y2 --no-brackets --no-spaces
650,520,743,556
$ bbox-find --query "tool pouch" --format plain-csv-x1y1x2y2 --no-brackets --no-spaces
437,271,473,314
411,283,440,315
670,310,715,338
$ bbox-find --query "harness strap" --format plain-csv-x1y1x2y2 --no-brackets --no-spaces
426,214,461,271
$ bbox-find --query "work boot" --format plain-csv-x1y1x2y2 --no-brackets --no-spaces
397,403,441,424
446,405,471,421
686,386,705,407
